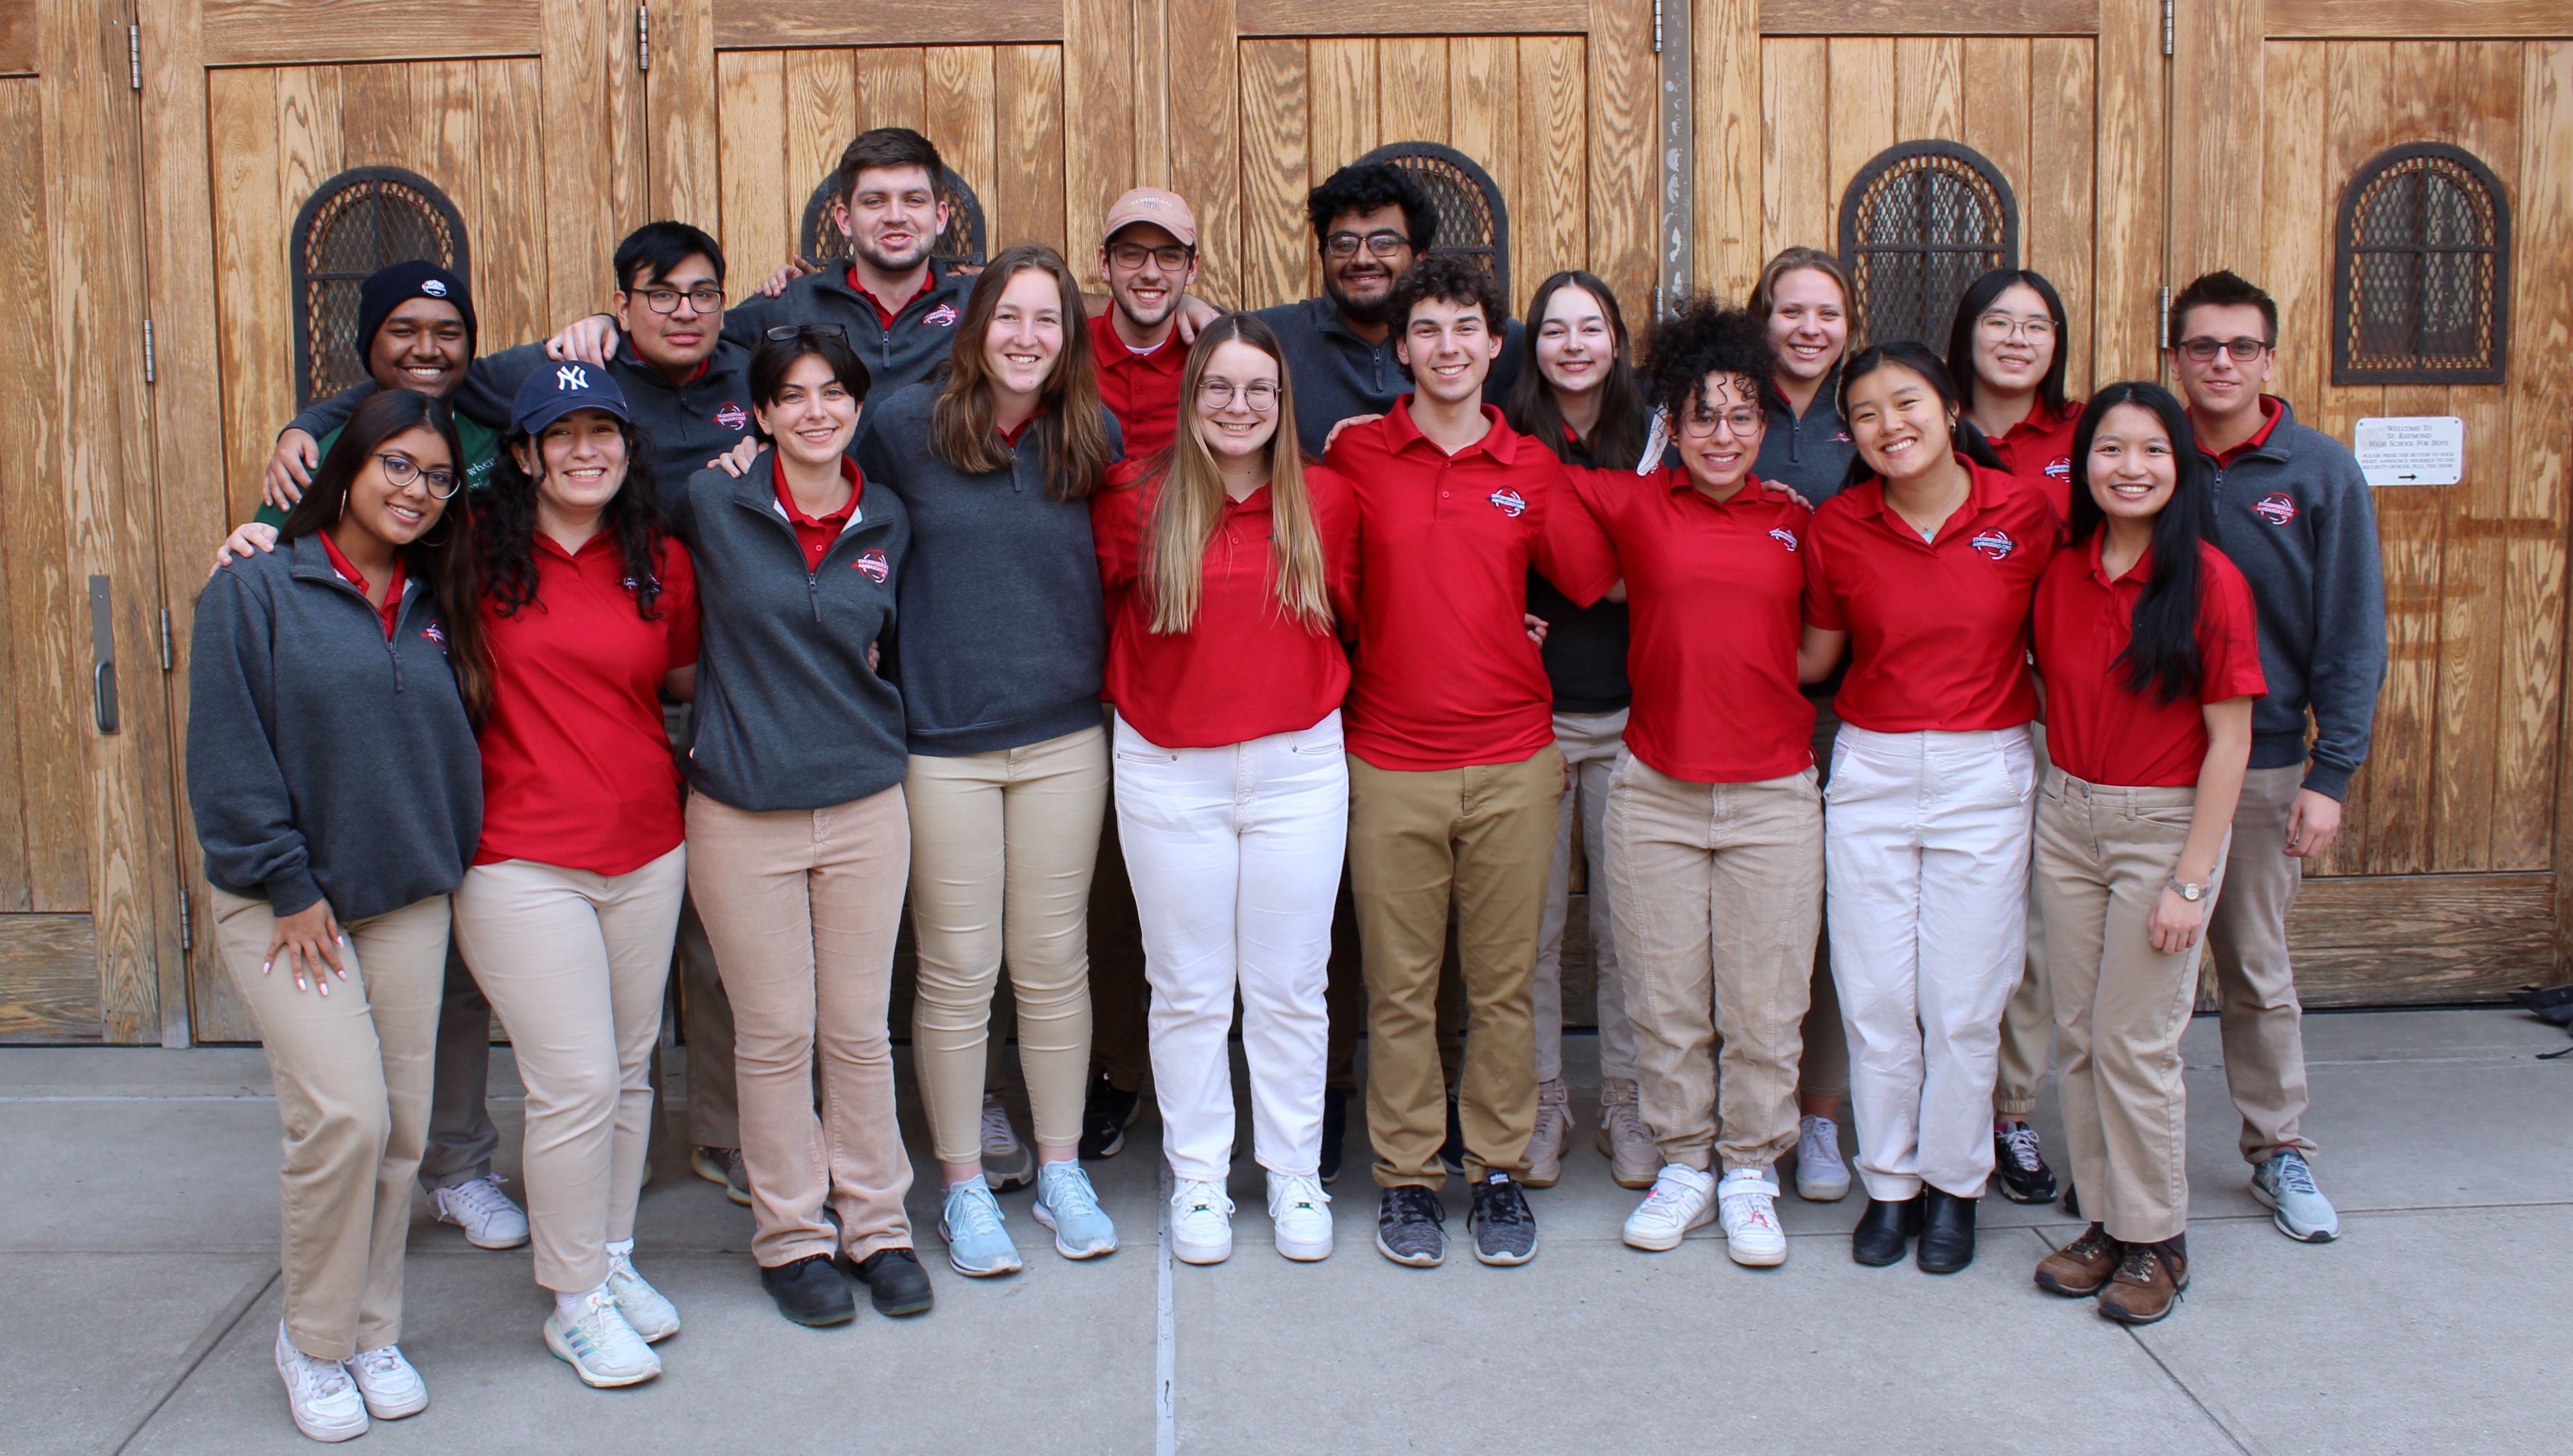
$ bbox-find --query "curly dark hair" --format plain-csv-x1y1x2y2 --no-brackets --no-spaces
478,415,670,622
1389,252,1508,334
1305,162,1437,253
1642,298,1777,424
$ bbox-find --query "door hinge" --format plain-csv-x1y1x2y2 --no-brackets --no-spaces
157,607,173,671
128,25,141,90
2158,285,2172,349
636,5,650,71
2163,0,2175,57
177,886,193,952
1651,0,1663,56
142,319,156,383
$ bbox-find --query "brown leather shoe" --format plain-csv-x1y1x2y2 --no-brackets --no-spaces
2097,1236,2189,1325
2034,1223,2121,1298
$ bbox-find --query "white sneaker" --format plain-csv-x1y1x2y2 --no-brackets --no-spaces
1717,1167,1789,1267
1795,1115,1851,1202
1169,1178,1234,1265
1621,1164,1718,1252
1267,1172,1334,1262
430,1174,530,1249
544,1289,662,1388
274,1323,367,1443
346,1343,426,1420
981,1095,1037,1192
604,1250,680,1343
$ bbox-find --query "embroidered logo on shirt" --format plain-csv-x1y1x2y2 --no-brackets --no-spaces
1487,488,1528,518
715,402,748,431
852,548,892,582
2045,455,2072,482
924,304,960,328
2253,492,2299,526
421,622,447,646
1768,527,1800,551
1834,430,1853,444
1970,530,2016,560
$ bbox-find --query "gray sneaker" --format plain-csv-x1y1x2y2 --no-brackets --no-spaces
1595,1079,1658,1190
1467,1172,1538,1265
1524,1079,1572,1188
2250,1149,2340,1243
1375,1186,1446,1267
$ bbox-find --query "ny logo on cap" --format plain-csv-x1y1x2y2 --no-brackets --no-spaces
557,365,590,391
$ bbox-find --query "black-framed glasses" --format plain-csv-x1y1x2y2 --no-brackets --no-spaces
2177,335,2270,363
1107,242,1194,271
766,323,851,343
639,285,726,314
1198,378,1279,412
375,452,461,500
1323,230,1412,260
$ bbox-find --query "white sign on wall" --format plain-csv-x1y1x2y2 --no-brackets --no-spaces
2352,416,2465,487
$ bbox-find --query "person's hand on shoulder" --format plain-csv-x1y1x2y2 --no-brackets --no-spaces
544,314,620,366
263,429,320,510
208,522,281,580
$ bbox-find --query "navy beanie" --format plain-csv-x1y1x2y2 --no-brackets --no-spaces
355,260,477,366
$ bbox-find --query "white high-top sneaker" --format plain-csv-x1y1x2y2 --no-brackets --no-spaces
1169,1178,1235,1264
1267,1172,1334,1262
345,1344,426,1420
1621,1164,1718,1252
1717,1166,1789,1267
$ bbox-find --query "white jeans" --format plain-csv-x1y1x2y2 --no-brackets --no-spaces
1823,723,2035,1201
1113,710,1348,1181
1534,709,1635,1085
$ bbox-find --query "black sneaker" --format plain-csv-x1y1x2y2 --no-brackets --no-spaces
1320,1089,1348,1184
1439,1091,1465,1176
1994,1121,2059,1204
759,1254,855,1327
848,1247,934,1317
1078,1074,1142,1160
1375,1186,1446,1267
1467,1172,1538,1265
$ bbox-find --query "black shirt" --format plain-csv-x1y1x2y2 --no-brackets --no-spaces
1525,426,1632,714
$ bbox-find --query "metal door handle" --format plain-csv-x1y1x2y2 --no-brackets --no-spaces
88,574,118,735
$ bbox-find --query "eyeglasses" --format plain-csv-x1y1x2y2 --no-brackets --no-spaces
765,324,850,343
638,285,725,314
1679,407,1762,439
2177,335,2271,363
1976,312,2056,341
1198,378,1279,412
1107,242,1194,271
1323,230,1412,260
375,452,461,500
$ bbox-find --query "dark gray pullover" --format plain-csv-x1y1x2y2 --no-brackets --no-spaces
723,264,978,405
187,536,482,920
2194,397,2389,799
852,382,1116,756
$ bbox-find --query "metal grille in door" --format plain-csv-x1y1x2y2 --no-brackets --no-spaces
1838,142,2018,351
291,168,471,407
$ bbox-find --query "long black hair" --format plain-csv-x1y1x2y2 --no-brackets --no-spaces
1641,295,1776,430
1943,268,2072,417
1503,271,1651,471
1834,340,2005,492
2066,381,2209,706
479,412,670,621
279,389,492,722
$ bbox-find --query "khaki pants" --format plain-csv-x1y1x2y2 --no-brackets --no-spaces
213,889,450,1361
451,847,686,1293
2035,770,2229,1243
1799,699,1850,1103
688,788,914,1267
1995,722,2056,1119
906,724,1108,1163
1608,757,1824,1173
1350,746,1561,1187
1536,709,1633,1085
2204,763,2319,1163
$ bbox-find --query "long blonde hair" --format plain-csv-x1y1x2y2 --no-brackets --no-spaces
1143,314,1331,635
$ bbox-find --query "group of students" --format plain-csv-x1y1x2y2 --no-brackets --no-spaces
187,126,2386,1443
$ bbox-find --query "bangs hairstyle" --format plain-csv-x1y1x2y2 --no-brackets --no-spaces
1305,161,1437,252
481,411,670,623
748,327,873,432
278,389,492,724
1141,313,1331,636
1834,340,2005,491
2068,381,2211,706
928,244,1114,502
1944,268,2071,417
834,126,944,205
1502,271,1651,471
614,219,726,292
1642,296,1778,430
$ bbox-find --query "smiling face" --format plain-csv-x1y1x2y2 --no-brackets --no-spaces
983,265,1067,400
368,299,470,399
514,407,629,518
1843,361,1957,486
753,353,860,467
1321,203,1413,324
2170,300,2275,425
1396,294,1502,407
2085,401,2179,525
615,253,723,375
1101,222,1199,334
1191,337,1282,465
1678,372,1767,497
346,424,453,549
835,163,951,276
1764,269,1849,390
1971,281,2057,401
1534,284,1615,401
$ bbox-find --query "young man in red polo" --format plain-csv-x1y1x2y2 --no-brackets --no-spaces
1326,255,1617,1269
2165,270,2386,1245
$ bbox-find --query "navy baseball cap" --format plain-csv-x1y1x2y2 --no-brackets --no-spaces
511,360,633,436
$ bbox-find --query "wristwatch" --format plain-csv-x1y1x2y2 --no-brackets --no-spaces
2168,879,2207,902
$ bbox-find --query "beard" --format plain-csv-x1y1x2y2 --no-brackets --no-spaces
852,231,932,276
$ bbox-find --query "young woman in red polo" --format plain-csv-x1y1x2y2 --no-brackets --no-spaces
1573,302,1820,1269
1797,341,2059,1277
2028,382,2263,1326
1091,313,1357,1265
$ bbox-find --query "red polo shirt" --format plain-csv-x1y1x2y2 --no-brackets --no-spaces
851,266,935,331
1571,466,1816,784
773,455,864,570
2203,394,2285,467
1802,460,2060,733
1091,319,1186,460
319,531,408,640
1091,458,1358,747
1326,397,1620,770
1986,398,2085,524
2034,536,2267,787
474,534,702,874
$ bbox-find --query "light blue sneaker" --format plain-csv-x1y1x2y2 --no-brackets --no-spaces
938,1176,1024,1276
1031,1160,1119,1259
2250,1149,2341,1243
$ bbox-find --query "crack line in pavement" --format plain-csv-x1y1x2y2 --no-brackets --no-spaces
1155,1160,1176,1456
111,1264,278,1455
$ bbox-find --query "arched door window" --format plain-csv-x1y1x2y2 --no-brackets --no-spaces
1356,141,1511,302
1838,141,2017,350
2333,142,2510,384
291,168,471,407
801,165,987,268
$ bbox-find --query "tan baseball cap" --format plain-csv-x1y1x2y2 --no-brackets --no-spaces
1102,187,1198,249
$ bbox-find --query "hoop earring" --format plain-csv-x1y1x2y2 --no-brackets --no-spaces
335,490,346,523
